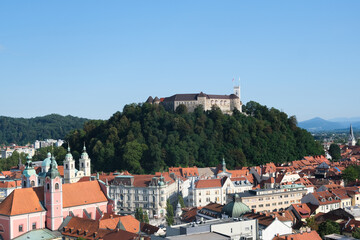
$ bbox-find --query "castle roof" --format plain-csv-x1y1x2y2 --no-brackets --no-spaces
0,180,108,216
162,93,236,102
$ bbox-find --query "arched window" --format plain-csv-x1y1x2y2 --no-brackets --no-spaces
31,181,35,187
81,163,84,168
55,183,59,190
65,164,68,170
23,181,26,187
47,183,50,190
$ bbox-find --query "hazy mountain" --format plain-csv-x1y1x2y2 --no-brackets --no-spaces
298,117,360,132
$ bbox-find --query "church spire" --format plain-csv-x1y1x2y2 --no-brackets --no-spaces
349,124,356,146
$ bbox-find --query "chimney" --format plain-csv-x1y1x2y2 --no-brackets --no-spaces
110,214,113,219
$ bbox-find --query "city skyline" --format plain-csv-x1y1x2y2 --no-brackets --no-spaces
1,1,359,121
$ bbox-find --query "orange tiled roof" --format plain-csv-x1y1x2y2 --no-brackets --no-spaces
118,215,140,233
62,180,108,208
195,178,223,189
273,230,321,240
0,187,44,215
0,180,21,189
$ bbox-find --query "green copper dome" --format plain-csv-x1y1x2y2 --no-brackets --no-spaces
46,156,61,179
23,155,37,178
222,194,250,218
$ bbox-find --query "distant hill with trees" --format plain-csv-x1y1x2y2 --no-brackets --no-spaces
66,101,324,174
0,114,89,145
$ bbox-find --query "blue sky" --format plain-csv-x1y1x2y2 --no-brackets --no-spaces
0,1,359,121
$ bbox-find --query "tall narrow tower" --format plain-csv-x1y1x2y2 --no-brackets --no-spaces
44,156,63,230
349,124,357,146
63,146,76,183
79,143,91,177
234,85,240,99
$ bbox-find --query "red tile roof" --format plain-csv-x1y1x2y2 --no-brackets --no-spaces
195,178,224,189
272,230,321,240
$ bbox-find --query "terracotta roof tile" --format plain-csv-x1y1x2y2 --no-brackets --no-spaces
272,230,321,240
62,180,108,208
195,178,223,189
0,187,44,215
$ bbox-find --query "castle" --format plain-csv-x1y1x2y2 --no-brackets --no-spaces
146,85,242,114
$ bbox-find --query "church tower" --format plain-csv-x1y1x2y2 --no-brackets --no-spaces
63,146,76,183
79,143,91,177
22,155,38,188
349,124,357,146
44,156,63,230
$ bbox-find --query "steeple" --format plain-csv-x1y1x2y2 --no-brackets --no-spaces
79,142,91,177
63,144,76,183
44,155,63,230
222,157,226,173
349,124,356,146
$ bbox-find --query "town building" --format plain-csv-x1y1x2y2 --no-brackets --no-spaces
162,217,258,240
146,86,242,114
301,191,341,214
237,184,307,212
108,172,182,219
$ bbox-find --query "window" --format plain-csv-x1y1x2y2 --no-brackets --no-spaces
19,225,23,232
206,191,210,195
47,183,50,190
81,163,84,168
31,181,35,187
251,205,256,209
65,164,68,170
259,204,264,207
23,181,26,187
55,183,59,190
32,222,36,230
266,204,270,207
206,197,210,202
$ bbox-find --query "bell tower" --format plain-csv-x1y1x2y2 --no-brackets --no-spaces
44,156,63,230
63,146,76,183
79,143,91,177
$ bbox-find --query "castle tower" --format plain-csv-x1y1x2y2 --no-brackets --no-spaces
22,155,38,188
79,143,91,177
63,146,76,183
44,156,63,230
234,85,240,99
349,124,357,146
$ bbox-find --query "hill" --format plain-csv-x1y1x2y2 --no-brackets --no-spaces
0,114,89,145
66,101,324,173
298,117,360,132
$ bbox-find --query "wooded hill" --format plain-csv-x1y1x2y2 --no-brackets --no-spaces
66,101,324,174
0,114,89,145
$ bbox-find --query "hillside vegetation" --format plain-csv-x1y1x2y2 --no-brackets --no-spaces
0,114,89,145
66,101,324,173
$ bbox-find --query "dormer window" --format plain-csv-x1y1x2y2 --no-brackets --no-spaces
328,197,333,201
321,198,326,202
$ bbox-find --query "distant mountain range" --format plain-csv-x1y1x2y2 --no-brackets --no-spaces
298,117,360,132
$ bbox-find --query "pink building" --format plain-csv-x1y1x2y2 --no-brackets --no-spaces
0,156,113,240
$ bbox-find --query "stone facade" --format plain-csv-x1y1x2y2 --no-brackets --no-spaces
109,174,181,219
146,86,242,114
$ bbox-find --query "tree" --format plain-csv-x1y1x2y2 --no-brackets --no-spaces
135,207,143,222
178,194,185,208
305,216,318,231
318,220,340,237
176,104,188,114
329,143,341,161
166,199,174,226
342,165,359,183
352,227,360,239
143,211,149,224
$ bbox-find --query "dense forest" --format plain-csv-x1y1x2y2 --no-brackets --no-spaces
66,101,323,174
0,114,89,145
